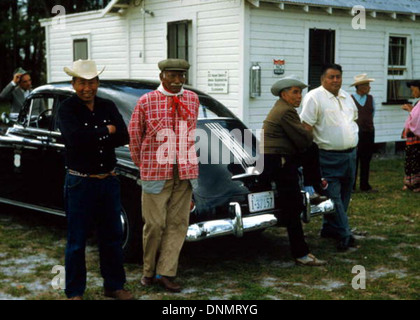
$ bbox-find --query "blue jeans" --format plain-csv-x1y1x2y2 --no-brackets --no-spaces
319,149,356,239
64,173,126,298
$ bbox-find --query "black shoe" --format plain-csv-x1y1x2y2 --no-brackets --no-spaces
360,185,378,193
337,235,358,252
320,229,340,240
360,188,378,193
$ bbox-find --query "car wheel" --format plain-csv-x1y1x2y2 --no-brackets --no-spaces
120,177,143,263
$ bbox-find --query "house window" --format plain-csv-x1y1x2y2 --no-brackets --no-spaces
167,20,192,83
388,36,407,76
386,35,412,103
168,20,189,60
73,39,88,60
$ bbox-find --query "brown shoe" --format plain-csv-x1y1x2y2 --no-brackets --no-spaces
156,276,181,292
296,253,327,266
141,276,154,287
104,289,134,300
68,296,83,300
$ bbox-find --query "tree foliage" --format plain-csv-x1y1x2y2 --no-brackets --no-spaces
0,0,112,88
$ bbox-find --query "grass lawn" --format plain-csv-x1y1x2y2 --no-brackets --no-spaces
0,156,419,300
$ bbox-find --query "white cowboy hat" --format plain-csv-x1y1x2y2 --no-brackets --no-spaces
64,59,105,80
271,75,308,96
350,73,375,87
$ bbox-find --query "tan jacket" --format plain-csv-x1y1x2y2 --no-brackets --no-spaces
261,98,313,155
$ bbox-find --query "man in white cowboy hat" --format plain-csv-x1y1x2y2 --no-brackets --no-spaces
58,59,133,300
128,58,200,291
350,73,377,193
260,75,327,266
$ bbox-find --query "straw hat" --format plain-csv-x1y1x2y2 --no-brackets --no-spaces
64,59,105,80
271,75,307,96
350,73,375,87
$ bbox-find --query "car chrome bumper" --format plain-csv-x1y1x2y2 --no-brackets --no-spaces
186,202,278,242
301,191,336,223
186,195,336,241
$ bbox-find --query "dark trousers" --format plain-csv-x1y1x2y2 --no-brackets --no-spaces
64,173,126,298
264,154,309,259
355,131,375,190
300,142,323,192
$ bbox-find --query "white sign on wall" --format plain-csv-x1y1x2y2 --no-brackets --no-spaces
207,70,229,94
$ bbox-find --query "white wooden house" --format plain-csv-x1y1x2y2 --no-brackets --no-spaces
40,0,420,144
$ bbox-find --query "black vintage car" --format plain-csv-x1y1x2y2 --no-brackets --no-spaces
0,80,334,261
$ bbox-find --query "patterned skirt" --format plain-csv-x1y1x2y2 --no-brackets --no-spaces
404,134,420,192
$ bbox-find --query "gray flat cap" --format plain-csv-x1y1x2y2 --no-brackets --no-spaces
271,75,307,96
158,58,190,72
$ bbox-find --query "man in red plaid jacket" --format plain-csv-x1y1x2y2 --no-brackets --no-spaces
128,59,199,292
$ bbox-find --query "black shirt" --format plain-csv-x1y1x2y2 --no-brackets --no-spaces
58,95,129,174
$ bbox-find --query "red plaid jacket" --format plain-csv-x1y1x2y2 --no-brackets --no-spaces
128,89,199,181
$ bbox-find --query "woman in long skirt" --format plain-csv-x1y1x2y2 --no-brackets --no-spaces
401,80,420,192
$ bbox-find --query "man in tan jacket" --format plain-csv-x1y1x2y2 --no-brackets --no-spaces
261,76,326,266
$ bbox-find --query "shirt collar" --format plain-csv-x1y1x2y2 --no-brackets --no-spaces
353,92,366,100
158,84,184,97
321,86,346,99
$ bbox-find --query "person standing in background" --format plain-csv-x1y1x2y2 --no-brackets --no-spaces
401,80,420,193
350,74,378,193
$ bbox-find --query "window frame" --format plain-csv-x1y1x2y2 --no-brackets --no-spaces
167,20,192,84
71,31,91,61
385,33,413,103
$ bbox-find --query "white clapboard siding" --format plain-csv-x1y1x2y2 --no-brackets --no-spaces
43,12,130,82
247,5,420,143
41,0,420,143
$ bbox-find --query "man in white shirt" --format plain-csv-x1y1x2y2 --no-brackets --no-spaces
300,63,359,252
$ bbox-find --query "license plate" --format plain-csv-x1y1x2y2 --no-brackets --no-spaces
248,191,275,213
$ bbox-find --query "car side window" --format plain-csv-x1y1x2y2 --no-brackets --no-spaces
27,97,53,130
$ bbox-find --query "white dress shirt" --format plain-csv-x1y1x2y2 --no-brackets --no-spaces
300,86,359,150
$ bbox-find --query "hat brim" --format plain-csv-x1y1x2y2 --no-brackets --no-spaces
64,66,105,80
271,79,308,96
406,80,420,88
162,68,188,72
350,79,375,87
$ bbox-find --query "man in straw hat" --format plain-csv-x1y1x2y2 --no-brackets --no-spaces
128,58,199,292
260,75,327,266
350,73,377,193
58,59,133,300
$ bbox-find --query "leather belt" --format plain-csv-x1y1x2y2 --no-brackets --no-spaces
320,147,356,154
68,169,116,179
